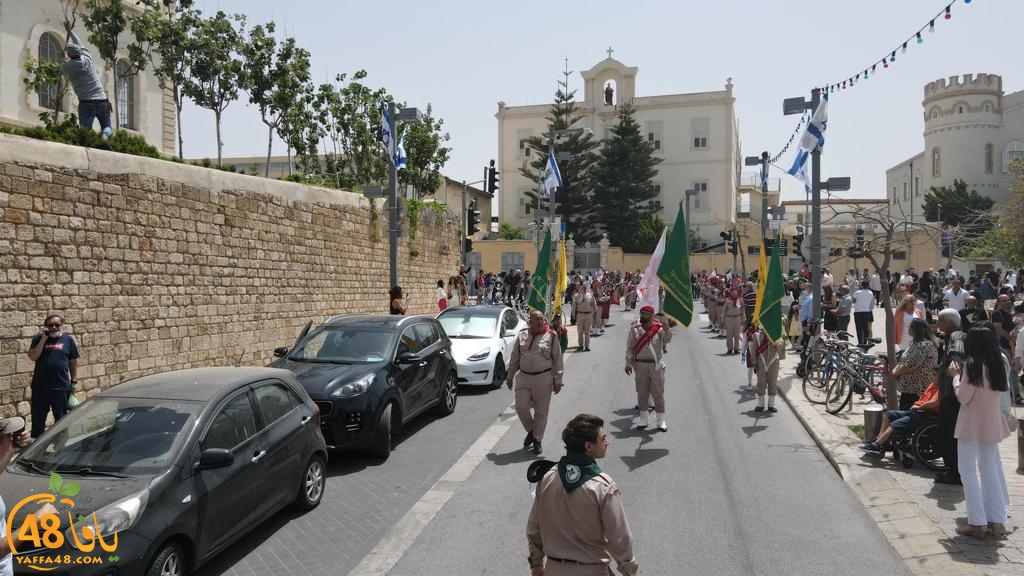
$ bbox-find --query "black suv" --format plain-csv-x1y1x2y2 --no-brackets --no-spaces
271,314,458,460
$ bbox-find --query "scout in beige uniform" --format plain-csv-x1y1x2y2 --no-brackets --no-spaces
572,283,597,351
507,310,564,455
625,305,673,431
723,288,744,355
527,414,638,576
753,326,786,412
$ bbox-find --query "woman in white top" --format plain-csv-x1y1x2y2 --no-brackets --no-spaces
437,280,449,311
852,280,876,346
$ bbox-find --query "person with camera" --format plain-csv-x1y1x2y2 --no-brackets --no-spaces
0,415,58,575
26,314,80,439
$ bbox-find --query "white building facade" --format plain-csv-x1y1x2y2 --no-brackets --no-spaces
886,73,1024,222
495,57,740,247
0,1,174,154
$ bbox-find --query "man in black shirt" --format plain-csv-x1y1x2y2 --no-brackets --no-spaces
959,295,988,331
991,294,1022,402
934,309,965,485
27,314,80,438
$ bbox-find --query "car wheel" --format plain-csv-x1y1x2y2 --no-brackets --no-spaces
147,540,186,576
293,454,326,510
437,371,458,415
369,404,392,460
490,355,506,389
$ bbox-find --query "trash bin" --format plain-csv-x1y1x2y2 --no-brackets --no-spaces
863,405,885,443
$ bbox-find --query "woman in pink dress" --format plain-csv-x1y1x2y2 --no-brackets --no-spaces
950,325,1013,538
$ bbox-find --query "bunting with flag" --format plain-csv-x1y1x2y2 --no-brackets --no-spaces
551,240,567,320
528,229,552,313
756,237,786,342
657,204,694,327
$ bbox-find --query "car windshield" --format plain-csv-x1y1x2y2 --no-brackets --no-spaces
438,311,498,339
290,326,394,363
17,397,201,475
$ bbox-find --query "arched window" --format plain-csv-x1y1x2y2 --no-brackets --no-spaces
983,102,992,113
115,59,136,130
932,147,941,178
985,143,994,175
37,33,64,110
1005,141,1024,173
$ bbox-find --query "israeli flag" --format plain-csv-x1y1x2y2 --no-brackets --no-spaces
787,93,828,191
542,154,562,197
380,101,395,164
395,131,407,171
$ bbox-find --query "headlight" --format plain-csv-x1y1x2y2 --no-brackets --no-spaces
332,373,375,398
467,347,491,361
66,489,148,549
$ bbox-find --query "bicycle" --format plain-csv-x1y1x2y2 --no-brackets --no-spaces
824,347,890,415
801,333,859,404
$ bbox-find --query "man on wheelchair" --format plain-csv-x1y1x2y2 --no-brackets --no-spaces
860,381,940,455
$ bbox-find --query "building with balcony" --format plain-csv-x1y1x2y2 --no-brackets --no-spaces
886,73,1024,222
0,1,174,154
495,56,740,249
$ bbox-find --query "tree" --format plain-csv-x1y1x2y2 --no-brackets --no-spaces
499,223,525,240
521,80,599,241
629,214,665,253
921,179,995,251
22,57,69,125
399,104,452,198
131,0,201,159
182,11,245,167
970,160,1024,266
240,23,311,177
591,104,662,250
80,0,147,130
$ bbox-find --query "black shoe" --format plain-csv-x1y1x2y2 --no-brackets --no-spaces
754,406,764,412
767,407,778,413
531,441,543,455
523,431,535,448
584,347,591,351
935,474,963,486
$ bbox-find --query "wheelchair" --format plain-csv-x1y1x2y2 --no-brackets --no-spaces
888,415,947,473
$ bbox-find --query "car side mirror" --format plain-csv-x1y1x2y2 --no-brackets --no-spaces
196,448,234,471
273,347,289,358
397,352,421,364
503,329,516,338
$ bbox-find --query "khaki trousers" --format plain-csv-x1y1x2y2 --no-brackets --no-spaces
724,314,741,350
756,361,780,397
576,312,593,348
515,373,554,441
633,362,665,413
708,301,719,327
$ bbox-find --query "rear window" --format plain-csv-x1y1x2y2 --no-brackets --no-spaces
290,326,394,363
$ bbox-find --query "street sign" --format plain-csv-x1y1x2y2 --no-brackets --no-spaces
768,219,783,230
800,236,832,259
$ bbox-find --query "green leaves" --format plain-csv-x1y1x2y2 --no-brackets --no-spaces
48,472,81,498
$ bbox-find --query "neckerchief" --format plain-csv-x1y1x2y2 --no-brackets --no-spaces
633,320,662,358
558,451,602,493
527,327,551,351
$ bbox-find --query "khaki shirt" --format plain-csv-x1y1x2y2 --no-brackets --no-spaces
527,469,637,575
573,290,597,314
625,321,672,367
508,328,564,386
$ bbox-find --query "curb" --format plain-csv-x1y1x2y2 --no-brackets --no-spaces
775,355,983,575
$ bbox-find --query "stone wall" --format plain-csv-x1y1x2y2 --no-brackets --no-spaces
0,134,460,417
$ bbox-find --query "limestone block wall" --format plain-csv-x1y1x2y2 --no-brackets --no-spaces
0,134,460,417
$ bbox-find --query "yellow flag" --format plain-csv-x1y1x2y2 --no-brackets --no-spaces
551,241,567,319
751,238,768,325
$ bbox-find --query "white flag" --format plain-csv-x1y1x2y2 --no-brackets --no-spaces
542,154,562,197
380,101,395,163
636,228,668,316
787,92,828,192
395,131,407,171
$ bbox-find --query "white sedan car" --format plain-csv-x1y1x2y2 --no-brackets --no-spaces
436,305,527,388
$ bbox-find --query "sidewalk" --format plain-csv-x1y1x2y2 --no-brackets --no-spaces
775,310,1024,575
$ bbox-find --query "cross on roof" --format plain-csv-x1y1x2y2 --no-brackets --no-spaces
606,46,613,59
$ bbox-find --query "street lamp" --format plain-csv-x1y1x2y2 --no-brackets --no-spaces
783,90,850,325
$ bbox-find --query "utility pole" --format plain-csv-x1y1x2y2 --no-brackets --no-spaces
387,101,399,291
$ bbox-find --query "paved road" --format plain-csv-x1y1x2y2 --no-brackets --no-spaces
198,306,910,575
195,375,514,575
378,308,910,576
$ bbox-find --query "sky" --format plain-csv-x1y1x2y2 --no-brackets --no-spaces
181,0,1022,207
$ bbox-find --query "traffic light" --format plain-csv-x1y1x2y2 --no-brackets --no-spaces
487,159,499,196
467,199,481,236
855,226,864,256
463,237,473,253
728,232,739,256
793,232,805,260
720,230,731,241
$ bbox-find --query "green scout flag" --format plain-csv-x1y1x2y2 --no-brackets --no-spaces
656,203,693,327
528,229,552,313
757,237,785,342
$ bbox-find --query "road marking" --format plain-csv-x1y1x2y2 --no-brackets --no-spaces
348,402,517,576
